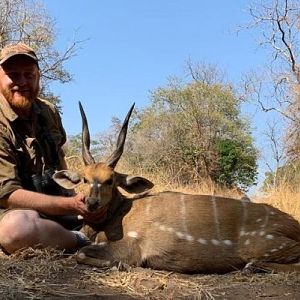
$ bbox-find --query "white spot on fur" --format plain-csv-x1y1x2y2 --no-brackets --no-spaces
256,218,262,222
127,231,139,238
223,240,233,246
244,239,250,245
176,232,185,239
270,211,276,215
198,238,208,245
240,200,249,239
78,252,86,260
145,198,152,217
211,196,221,240
97,242,107,246
93,241,107,246
153,221,160,227
211,239,221,246
259,231,265,236
240,230,246,236
279,244,285,249
270,249,278,252
263,253,269,257
159,225,166,231
244,262,254,269
167,227,175,233
185,234,194,242
266,234,274,239
180,195,188,233
250,231,257,236
261,205,270,229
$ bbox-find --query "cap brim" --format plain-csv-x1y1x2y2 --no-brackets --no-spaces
0,53,38,65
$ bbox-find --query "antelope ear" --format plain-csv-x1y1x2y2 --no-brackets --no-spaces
52,170,83,189
116,173,154,194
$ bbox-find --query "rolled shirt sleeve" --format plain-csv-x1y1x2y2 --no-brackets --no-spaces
0,125,22,200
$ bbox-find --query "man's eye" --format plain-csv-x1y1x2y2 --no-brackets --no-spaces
25,72,35,79
6,72,35,79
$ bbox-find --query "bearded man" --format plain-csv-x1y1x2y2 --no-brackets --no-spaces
0,43,100,254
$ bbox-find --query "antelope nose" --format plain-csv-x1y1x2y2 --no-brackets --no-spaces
86,197,99,211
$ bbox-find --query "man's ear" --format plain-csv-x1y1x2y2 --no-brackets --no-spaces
52,170,83,190
116,172,154,194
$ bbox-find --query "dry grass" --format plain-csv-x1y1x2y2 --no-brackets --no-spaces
0,248,299,299
255,189,300,222
65,155,83,172
0,248,79,299
115,162,245,198
65,156,245,199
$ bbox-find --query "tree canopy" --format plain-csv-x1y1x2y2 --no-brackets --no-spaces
123,68,258,191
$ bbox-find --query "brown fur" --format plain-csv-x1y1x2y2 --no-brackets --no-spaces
78,190,300,273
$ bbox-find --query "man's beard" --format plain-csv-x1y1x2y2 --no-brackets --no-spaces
2,87,38,115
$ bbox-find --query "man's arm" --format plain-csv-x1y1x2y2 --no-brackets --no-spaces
1,189,87,216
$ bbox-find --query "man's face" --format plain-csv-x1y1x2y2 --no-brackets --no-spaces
0,55,40,114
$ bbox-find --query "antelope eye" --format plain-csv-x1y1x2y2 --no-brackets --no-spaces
83,178,88,183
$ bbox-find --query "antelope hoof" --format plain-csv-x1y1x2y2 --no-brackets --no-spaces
77,250,112,268
242,262,272,275
77,244,103,259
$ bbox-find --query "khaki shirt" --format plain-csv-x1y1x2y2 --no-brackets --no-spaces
0,96,67,200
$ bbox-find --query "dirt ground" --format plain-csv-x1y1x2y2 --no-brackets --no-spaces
0,248,299,300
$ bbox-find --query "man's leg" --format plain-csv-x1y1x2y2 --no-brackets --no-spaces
0,209,78,254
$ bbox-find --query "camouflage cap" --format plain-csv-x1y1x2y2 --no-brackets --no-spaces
0,43,38,65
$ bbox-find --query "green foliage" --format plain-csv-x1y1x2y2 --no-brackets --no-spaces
214,138,257,190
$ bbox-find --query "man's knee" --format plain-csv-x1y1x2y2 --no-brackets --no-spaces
0,210,41,253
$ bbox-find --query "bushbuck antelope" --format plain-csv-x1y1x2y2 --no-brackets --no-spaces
53,103,300,274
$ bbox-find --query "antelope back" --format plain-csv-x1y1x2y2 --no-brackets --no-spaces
78,191,300,273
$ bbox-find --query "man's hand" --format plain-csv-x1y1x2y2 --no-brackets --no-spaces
72,192,87,215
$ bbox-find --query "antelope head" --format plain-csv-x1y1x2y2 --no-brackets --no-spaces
53,102,154,213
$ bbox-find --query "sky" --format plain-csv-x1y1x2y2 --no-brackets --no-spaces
43,1,271,192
